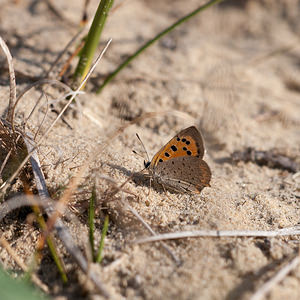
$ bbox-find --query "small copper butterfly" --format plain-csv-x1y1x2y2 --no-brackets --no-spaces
144,126,211,193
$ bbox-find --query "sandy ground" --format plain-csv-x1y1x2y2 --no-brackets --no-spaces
0,0,300,299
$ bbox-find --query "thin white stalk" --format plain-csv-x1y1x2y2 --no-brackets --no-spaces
0,36,16,122
135,227,300,244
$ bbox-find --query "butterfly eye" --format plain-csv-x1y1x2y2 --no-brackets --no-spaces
144,161,150,168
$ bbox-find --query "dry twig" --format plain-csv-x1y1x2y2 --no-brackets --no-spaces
135,227,300,244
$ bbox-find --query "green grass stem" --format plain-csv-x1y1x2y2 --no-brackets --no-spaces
96,214,109,263
33,206,68,283
73,0,114,86
88,187,96,261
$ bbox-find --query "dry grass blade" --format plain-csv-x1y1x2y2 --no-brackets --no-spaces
0,195,41,220
23,135,109,298
135,227,300,244
250,255,300,300
0,36,16,123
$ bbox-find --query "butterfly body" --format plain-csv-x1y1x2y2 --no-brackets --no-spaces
145,126,211,194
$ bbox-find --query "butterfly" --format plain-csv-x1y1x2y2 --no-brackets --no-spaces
144,126,211,194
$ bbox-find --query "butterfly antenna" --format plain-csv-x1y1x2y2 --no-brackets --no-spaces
132,150,145,159
135,133,150,163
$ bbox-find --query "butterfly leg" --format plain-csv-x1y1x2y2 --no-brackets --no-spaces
146,177,152,197
161,182,173,202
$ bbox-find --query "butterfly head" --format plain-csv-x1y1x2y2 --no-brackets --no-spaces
144,160,151,169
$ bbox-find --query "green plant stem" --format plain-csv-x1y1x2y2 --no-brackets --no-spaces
73,0,114,86
96,214,109,263
32,206,67,283
88,187,96,261
97,0,224,93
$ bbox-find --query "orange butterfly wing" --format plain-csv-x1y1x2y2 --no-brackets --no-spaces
150,126,205,168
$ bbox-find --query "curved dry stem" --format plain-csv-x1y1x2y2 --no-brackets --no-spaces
0,36,16,123
0,194,49,221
